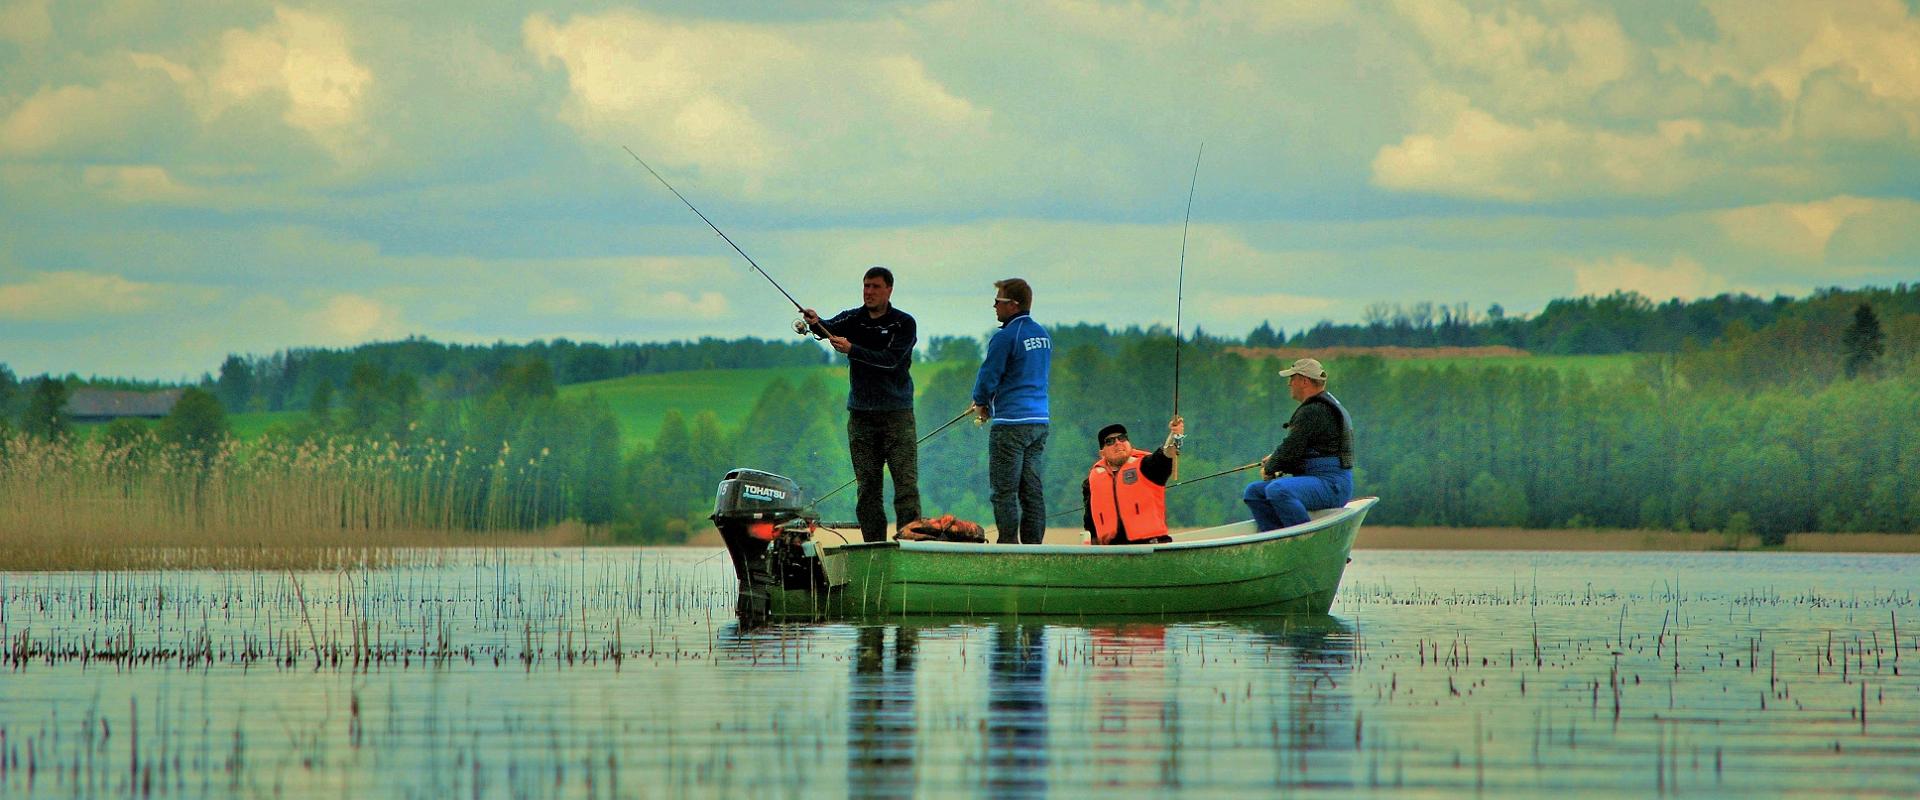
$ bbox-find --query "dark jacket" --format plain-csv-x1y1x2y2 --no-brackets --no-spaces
1082,447,1174,538
821,305,916,411
1263,392,1354,474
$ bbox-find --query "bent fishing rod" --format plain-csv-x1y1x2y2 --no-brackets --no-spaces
808,405,977,511
1169,143,1203,480
1172,142,1202,420
622,146,823,336
1044,458,1261,521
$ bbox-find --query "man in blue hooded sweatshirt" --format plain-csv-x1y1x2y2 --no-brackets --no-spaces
971,278,1052,544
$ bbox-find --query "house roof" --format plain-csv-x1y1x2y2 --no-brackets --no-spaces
65,388,185,418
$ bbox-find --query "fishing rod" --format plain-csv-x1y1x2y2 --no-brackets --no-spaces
622,146,822,335
1170,143,1203,481
1172,143,1202,419
809,405,976,510
1044,459,1260,521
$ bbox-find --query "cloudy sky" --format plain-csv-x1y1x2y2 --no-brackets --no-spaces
4,0,1917,380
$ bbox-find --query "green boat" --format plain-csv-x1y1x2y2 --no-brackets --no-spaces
713,468,1375,620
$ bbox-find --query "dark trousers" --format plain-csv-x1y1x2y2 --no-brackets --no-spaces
849,409,921,543
988,423,1048,544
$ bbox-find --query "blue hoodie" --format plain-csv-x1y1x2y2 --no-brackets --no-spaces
972,312,1051,425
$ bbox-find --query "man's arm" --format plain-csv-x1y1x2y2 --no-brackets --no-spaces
1140,449,1174,486
821,308,865,336
846,313,916,370
971,329,1011,407
1267,403,1333,474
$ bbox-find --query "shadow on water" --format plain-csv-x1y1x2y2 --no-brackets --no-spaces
814,615,1357,796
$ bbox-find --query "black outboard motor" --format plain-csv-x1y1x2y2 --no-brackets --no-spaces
711,468,815,619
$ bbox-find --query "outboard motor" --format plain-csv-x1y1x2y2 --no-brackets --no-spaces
711,468,815,619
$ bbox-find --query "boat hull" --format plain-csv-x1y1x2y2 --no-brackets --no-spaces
757,497,1374,619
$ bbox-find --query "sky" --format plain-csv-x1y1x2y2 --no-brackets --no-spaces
3,0,1918,380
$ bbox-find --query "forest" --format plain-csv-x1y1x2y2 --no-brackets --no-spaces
2,284,1914,545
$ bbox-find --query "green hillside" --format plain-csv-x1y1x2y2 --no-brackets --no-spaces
561,365,847,453
72,352,1628,451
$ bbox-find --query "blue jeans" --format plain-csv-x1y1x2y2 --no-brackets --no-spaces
1243,457,1352,531
989,424,1048,544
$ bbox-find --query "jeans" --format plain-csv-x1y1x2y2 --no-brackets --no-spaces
849,409,921,543
1243,456,1352,531
988,424,1048,544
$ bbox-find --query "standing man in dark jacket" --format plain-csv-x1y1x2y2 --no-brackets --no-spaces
971,278,1051,544
1243,358,1355,531
802,266,920,542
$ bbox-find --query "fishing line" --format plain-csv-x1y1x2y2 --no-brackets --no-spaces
1044,459,1260,521
808,405,976,511
622,147,822,335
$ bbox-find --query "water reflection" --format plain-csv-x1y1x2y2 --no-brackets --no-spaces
829,616,1357,795
985,623,1049,798
849,625,919,797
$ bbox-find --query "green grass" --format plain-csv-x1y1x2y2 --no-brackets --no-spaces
230,411,289,440
566,361,978,452
562,365,847,452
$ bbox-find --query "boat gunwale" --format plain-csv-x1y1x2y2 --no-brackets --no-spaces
823,496,1377,558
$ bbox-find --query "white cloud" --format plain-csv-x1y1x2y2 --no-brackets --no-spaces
0,270,214,320
1714,196,1881,261
529,290,587,316
1392,0,1633,114
623,290,729,321
0,82,145,156
1572,255,1729,301
524,9,987,192
307,293,401,342
1658,0,1920,138
205,7,373,158
1371,93,1711,200
82,165,199,204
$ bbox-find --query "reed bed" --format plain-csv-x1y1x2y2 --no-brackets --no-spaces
0,432,590,570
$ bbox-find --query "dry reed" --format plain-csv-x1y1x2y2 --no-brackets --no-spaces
0,432,592,570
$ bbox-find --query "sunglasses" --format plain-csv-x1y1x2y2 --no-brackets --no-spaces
993,297,1016,305
1101,434,1128,446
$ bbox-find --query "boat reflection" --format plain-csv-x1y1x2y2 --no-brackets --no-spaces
829,615,1357,794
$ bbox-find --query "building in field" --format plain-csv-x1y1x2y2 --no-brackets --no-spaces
63,388,183,423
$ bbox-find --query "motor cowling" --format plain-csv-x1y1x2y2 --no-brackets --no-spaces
712,468,809,525
711,468,817,622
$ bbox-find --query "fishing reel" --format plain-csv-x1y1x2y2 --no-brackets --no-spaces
792,318,829,340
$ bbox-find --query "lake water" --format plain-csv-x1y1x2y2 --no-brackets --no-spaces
3,548,1918,798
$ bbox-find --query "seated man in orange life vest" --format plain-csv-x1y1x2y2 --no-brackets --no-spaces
1081,416,1184,545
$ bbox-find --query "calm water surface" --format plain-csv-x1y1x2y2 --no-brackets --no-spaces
3,548,1918,797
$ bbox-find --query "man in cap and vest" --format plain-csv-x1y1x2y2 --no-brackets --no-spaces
1082,416,1185,545
1244,358,1355,531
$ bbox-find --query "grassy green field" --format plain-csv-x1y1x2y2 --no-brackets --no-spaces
72,352,1633,449
562,365,846,453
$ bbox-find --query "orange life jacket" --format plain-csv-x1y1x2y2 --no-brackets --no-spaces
1087,450,1168,544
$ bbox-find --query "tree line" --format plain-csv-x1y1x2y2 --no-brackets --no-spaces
627,288,1915,543
4,285,1912,543
1270,284,1920,355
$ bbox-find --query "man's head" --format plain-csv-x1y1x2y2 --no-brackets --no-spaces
862,266,894,312
1278,357,1328,402
1097,423,1130,467
993,278,1032,324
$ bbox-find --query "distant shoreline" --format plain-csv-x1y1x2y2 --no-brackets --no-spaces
684,525,1920,553
1356,526,1920,553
